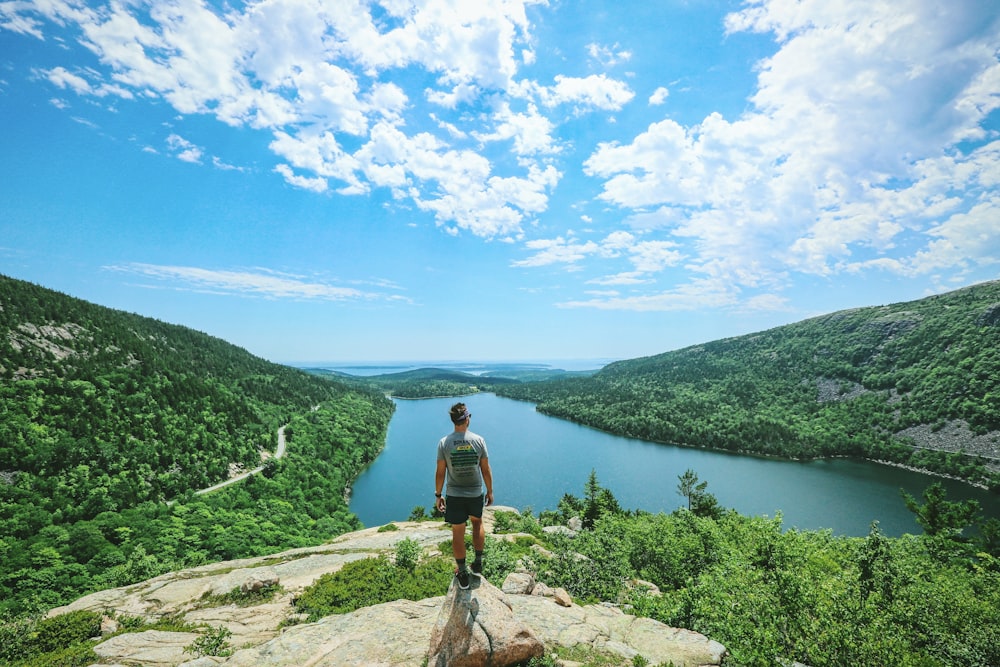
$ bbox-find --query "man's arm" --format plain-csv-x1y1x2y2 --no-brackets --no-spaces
480,457,493,507
435,459,447,512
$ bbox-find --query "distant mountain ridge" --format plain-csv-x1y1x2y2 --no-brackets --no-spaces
306,363,594,398
496,280,1000,489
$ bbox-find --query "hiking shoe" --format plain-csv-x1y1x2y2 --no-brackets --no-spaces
456,568,471,590
471,559,483,575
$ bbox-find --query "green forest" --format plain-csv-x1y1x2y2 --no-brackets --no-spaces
3,273,1000,667
0,275,394,616
505,473,1000,666
494,281,1000,489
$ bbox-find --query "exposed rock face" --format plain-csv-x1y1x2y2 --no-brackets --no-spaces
46,510,726,667
427,576,544,667
510,596,727,667
92,629,199,666
221,597,441,666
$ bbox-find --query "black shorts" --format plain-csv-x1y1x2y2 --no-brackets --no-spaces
445,494,485,525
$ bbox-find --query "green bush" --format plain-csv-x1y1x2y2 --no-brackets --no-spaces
32,610,102,655
539,523,632,603
0,614,35,664
394,538,421,572
0,610,103,667
19,641,99,667
144,613,201,633
480,535,520,587
185,625,233,658
203,582,282,608
293,555,453,621
492,509,544,537
492,510,519,533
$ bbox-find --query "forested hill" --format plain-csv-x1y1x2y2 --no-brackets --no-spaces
0,274,395,615
496,280,1000,489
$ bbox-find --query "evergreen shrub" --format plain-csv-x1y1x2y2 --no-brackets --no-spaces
293,555,453,621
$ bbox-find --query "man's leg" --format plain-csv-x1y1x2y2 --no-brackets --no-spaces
451,521,471,589
451,521,467,561
470,515,485,574
470,515,485,552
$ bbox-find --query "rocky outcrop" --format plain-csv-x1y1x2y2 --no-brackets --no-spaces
221,597,441,666
427,576,544,667
509,597,727,667
92,629,200,666
47,509,725,666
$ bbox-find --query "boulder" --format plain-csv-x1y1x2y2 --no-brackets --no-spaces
530,581,553,597
221,597,440,666
501,571,535,595
427,576,544,667
238,571,279,595
553,588,573,607
542,525,576,538
91,629,199,667
100,614,120,635
509,595,726,667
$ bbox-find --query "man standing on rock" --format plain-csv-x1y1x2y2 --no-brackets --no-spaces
435,402,493,589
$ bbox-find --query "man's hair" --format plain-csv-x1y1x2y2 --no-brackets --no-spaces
450,402,470,424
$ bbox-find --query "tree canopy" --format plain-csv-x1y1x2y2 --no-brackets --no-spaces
0,275,394,616
495,281,1000,489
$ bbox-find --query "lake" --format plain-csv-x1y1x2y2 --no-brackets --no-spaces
349,393,1000,537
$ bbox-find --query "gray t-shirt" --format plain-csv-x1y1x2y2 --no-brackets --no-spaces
437,430,489,497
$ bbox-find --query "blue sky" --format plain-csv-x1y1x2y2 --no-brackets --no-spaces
2,0,999,366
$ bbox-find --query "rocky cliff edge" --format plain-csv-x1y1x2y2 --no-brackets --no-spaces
49,507,726,667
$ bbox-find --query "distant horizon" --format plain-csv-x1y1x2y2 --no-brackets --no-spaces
284,358,619,374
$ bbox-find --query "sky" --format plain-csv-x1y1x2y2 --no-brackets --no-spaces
1,0,999,366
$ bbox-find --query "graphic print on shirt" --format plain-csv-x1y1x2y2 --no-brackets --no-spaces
451,443,480,472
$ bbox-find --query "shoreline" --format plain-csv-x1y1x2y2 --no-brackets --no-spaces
384,392,997,492
867,458,990,491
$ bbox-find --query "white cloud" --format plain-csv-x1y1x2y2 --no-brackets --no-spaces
269,130,364,194
578,0,1000,304
587,42,632,67
511,237,601,268
8,0,999,315
42,65,133,98
587,272,651,286
273,164,328,193
558,277,740,311
211,156,244,171
906,199,1000,275
648,86,669,105
44,66,92,95
542,74,635,111
740,293,791,312
7,0,558,238
515,229,684,278
350,121,560,238
104,263,406,302
472,102,559,156
629,240,684,273
166,133,203,163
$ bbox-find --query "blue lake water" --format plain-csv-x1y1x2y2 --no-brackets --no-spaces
348,394,1000,537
